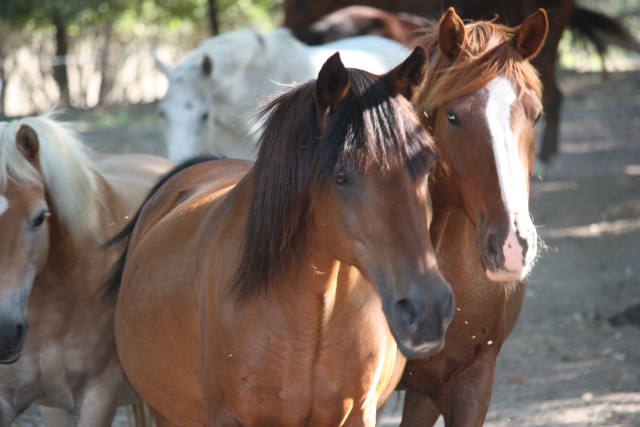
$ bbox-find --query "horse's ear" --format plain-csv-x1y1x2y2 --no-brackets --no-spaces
439,7,466,61
385,47,427,101
201,55,213,78
153,53,173,78
512,8,549,60
16,125,40,162
316,52,350,121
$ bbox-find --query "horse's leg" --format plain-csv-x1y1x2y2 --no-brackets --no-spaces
537,63,563,165
399,391,440,427
75,372,123,427
40,406,77,427
535,0,575,165
0,400,18,427
77,397,117,427
432,351,499,427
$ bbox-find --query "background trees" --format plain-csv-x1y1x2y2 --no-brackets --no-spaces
0,0,281,115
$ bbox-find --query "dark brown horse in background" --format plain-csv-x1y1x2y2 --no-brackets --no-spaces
285,0,640,166
306,5,427,45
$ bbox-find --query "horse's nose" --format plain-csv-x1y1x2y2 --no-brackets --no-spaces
482,221,536,282
391,273,454,358
393,297,420,335
483,229,501,271
0,317,28,363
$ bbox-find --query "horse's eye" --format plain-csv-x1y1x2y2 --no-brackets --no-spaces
335,172,348,185
534,112,543,124
32,210,50,229
201,112,209,121
445,111,460,127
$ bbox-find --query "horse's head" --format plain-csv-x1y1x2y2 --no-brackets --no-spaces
240,49,454,358
156,29,274,162
415,8,548,282
314,51,455,357
0,117,101,363
156,54,212,162
0,125,50,363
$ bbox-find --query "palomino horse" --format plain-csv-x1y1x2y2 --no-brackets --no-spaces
395,9,546,426
0,115,172,426
108,49,454,426
285,0,640,167
154,27,409,162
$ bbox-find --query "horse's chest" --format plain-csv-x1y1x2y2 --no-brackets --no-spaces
215,318,389,424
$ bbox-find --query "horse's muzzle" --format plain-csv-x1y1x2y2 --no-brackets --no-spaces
389,274,454,359
0,319,27,364
481,221,537,282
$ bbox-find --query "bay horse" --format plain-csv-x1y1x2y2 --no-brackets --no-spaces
154,27,409,162
394,9,547,426
0,115,173,426
108,49,454,426
285,0,640,167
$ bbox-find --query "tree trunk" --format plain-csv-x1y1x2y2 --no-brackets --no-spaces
208,0,219,35
52,14,71,107
0,59,6,117
98,20,114,105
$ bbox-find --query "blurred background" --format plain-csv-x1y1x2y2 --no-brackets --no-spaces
0,0,638,118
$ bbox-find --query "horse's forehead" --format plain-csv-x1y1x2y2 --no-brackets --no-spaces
486,77,516,102
161,81,208,108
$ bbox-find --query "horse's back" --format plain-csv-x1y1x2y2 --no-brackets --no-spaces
91,152,174,218
309,35,410,74
115,158,253,426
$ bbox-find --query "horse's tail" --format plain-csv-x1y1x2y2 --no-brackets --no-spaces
126,401,155,427
103,155,222,301
570,7,640,62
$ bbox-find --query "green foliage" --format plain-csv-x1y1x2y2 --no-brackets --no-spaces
0,0,283,34
0,0,129,31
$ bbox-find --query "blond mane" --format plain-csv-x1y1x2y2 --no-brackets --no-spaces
0,114,103,240
410,18,542,115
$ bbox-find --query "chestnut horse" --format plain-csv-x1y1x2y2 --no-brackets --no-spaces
392,9,547,426
107,50,455,426
0,115,173,426
285,0,640,167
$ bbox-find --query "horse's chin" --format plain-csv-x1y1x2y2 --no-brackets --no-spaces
484,268,527,283
395,338,445,360
0,349,22,364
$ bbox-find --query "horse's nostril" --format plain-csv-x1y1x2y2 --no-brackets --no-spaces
444,291,455,320
15,324,24,343
485,232,500,267
393,298,419,333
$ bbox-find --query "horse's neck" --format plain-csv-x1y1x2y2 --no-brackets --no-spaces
429,164,476,259
28,198,109,333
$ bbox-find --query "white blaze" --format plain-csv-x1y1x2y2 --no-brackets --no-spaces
484,77,536,278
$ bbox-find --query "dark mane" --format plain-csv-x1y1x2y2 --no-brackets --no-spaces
232,67,434,299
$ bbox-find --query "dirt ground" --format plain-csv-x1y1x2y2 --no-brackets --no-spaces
13,68,640,426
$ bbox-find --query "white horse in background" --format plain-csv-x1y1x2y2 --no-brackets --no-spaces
154,27,410,162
